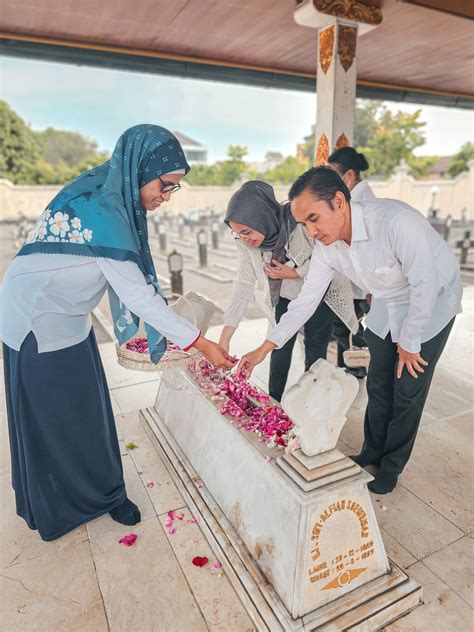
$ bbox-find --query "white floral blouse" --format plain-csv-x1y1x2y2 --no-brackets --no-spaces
223,224,359,334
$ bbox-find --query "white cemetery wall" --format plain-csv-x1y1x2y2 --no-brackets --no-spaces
1,161,472,222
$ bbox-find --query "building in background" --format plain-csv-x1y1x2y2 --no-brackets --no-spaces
427,156,453,179
173,132,208,164
249,150,285,174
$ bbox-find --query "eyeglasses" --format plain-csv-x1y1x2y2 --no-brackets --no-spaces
158,175,181,194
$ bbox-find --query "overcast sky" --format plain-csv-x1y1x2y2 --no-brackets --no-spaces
1,55,473,163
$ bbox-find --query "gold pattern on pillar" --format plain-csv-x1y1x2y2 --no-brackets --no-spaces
319,25,335,74
314,0,383,26
335,133,350,149
337,25,357,72
316,134,330,166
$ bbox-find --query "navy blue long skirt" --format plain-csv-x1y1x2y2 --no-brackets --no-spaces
3,329,127,541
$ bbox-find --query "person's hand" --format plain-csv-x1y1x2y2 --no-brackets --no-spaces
236,340,276,377
263,260,299,280
396,344,429,379
193,337,236,370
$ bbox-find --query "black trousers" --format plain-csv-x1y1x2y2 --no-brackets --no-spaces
363,319,455,475
269,298,334,401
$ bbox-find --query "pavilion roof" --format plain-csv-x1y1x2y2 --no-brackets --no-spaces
1,0,472,108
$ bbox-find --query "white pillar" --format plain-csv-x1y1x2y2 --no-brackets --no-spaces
293,1,383,165
314,18,358,165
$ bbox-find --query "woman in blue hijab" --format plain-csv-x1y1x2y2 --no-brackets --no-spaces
0,124,234,541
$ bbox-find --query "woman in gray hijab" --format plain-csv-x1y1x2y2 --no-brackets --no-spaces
220,180,357,401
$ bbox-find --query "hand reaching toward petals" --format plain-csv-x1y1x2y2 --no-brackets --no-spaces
193,337,236,370
236,340,277,378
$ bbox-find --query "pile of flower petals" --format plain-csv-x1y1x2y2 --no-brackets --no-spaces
188,359,294,446
126,337,186,354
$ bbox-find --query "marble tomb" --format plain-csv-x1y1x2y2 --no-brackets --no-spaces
141,359,422,629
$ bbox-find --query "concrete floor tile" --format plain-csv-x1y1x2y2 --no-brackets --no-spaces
423,536,474,607
371,485,464,561
111,381,160,414
384,561,473,632
90,517,207,632
127,431,186,516
1,540,108,632
158,512,254,630
0,469,88,570
114,410,148,442
380,528,417,570
401,413,474,535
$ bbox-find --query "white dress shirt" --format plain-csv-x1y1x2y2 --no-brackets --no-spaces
0,254,199,353
268,199,462,353
350,180,376,204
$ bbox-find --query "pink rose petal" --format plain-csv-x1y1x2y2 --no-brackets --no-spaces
265,456,272,462
167,510,175,520
146,480,155,488
192,556,209,568
118,533,138,547
213,561,222,569
168,527,175,535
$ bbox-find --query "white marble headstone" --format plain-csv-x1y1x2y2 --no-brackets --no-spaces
282,359,359,457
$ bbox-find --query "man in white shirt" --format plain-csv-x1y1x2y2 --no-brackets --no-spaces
238,166,462,494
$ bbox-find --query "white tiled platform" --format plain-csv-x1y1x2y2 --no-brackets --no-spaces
1,288,473,631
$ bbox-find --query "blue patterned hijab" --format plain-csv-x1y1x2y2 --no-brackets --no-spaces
17,124,190,363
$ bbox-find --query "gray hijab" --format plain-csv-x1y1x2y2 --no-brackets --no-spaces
225,181,296,306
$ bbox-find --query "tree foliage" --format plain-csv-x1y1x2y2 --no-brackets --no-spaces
186,145,250,185
35,127,101,167
448,142,474,178
359,109,428,178
0,100,42,184
300,100,436,179
0,100,109,185
265,156,310,185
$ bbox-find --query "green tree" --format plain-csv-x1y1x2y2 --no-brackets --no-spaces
360,109,428,178
213,145,249,185
300,100,384,163
183,163,218,186
35,127,101,167
406,155,438,180
353,100,383,148
265,156,310,185
0,100,42,183
448,142,474,178
0,100,109,185
226,145,248,162
300,101,432,179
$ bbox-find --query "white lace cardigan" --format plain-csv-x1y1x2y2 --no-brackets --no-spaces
223,225,359,334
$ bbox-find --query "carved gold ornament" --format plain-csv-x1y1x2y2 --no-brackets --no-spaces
314,0,383,26
319,26,335,74
335,133,350,148
338,25,357,72
316,133,330,165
